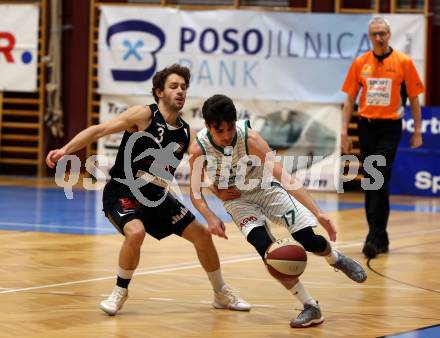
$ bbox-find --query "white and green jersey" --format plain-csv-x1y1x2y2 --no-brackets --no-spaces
196,120,265,190
196,120,316,238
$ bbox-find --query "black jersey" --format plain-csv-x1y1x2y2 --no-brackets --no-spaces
108,104,190,189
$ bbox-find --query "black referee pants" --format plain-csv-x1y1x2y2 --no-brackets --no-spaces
358,117,402,248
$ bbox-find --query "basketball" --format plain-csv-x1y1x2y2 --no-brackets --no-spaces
264,238,307,280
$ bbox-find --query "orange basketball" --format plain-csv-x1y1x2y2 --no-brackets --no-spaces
264,238,307,280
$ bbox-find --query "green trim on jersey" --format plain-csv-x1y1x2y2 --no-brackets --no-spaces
244,119,250,155
195,136,206,155
195,136,208,168
207,130,238,154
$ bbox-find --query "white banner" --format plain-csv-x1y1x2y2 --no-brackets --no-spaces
0,5,39,92
99,95,341,191
98,7,425,103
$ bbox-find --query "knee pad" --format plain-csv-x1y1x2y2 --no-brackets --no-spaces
247,226,273,259
292,227,328,253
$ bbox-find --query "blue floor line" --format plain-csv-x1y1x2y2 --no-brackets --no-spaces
383,324,440,338
0,185,438,235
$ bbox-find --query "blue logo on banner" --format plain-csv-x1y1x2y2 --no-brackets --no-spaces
390,107,440,196
106,20,165,82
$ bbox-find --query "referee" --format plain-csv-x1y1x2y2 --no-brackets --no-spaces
341,17,424,258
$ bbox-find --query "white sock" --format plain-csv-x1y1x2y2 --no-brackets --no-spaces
207,268,225,292
118,267,135,279
325,249,339,265
289,281,317,306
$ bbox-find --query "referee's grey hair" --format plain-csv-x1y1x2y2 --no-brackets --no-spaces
368,17,391,32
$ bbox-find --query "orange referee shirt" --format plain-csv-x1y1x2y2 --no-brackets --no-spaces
342,49,424,120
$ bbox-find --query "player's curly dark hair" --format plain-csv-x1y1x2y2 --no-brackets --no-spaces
151,64,191,103
202,94,237,128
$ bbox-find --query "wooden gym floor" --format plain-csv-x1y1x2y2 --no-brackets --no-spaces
0,177,439,338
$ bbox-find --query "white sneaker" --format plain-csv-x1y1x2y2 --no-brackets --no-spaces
99,286,128,316
212,285,251,311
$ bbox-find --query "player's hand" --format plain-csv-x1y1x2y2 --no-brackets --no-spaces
207,216,228,240
317,213,337,242
46,149,66,168
341,134,352,154
410,131,423,149
215,187,241,201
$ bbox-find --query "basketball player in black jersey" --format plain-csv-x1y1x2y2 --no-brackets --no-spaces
46,64,250,316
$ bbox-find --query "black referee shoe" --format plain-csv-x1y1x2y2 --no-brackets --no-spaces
362,242,389,259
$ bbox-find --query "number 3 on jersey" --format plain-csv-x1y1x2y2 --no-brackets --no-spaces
157,127,164,143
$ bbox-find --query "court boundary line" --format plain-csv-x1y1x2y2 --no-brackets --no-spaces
0,221,115,232
1,227,439,295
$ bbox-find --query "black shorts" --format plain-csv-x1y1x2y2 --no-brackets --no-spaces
103,181,195,240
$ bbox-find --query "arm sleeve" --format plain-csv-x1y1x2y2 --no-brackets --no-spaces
404,58,424,98
341,60,361,100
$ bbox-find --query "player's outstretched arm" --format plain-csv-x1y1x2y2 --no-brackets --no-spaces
188,140,228,239
247,129,337,241
46,105,150,168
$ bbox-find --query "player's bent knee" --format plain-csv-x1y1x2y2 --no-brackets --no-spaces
292,227,328,253
123,220,146,245
182,219,212,244
196,227,212,244
247,226,273,259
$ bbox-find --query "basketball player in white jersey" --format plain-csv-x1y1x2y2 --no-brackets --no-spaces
46,66,250,316
189,94,367,328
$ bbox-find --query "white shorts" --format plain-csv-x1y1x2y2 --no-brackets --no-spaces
223,183,316,238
